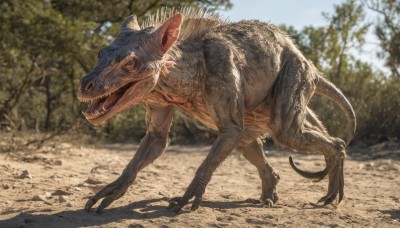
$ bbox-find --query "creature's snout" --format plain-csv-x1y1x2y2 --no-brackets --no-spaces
80,77,94,93
79,70,100,96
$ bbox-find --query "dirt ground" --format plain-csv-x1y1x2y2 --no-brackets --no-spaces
0,140,399,228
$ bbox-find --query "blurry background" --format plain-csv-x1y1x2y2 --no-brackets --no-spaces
0,0,399,148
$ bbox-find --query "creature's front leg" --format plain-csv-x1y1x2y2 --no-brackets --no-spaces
168,127,243,212
85,105,173,214
169,74,244,212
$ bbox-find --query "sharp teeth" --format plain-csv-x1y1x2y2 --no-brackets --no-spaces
79,85,123,103
78,97,93,103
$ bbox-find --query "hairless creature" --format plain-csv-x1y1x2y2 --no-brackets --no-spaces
78,8,356,214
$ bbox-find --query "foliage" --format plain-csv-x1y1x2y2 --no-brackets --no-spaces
0,0,230,143
364,0,400,77
282,0,400,144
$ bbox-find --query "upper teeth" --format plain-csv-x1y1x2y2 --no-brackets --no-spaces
78,97,92,103
78,84,123,103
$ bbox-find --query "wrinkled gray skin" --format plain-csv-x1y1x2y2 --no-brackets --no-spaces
78,11,356,214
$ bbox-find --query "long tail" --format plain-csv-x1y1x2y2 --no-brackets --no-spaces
290,75,356,180
315,76,356,145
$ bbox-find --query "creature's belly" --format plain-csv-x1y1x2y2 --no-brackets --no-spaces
174,101,218,131
175,99,272,136
147,91,272,138
244,105,272,133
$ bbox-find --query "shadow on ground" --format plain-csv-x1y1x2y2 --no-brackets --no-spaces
379,210,400,220
0,198,269,228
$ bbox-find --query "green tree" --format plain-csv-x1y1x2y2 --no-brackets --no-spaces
0,0,231,143
283,0,400,143
365,0,400,77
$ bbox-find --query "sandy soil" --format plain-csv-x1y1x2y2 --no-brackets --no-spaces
0,141,399,228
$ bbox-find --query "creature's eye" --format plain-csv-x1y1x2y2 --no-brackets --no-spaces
126,58,136,68
122,57,137,72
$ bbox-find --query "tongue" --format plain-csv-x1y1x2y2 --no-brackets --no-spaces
84,82,131,114
86,97,105,113
103,93,122,110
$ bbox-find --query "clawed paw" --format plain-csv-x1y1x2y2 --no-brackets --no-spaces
263,199,274,208
167,195,203,212
167,179,206,212
318,157,345,205
259,191,279,208
166,197,185,213
84,177,130,214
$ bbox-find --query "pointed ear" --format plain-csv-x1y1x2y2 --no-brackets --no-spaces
121,15,140,32
155,13,182,53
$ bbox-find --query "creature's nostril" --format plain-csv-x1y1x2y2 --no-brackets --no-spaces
86,82,94,91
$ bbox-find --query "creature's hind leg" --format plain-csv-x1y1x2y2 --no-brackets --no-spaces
305,107,328,134
237,138,280,207
270,58,346,205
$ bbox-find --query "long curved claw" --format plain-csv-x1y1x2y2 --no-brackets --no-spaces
289,156,329,180
167,199,179,211
96,196,117,214
168,194,204,213
324,193,337,205
262,199,274,208
317,156,345,206
167,178,207,212
191,195,203,211
338,158,345,203
273,191,279,204
84,178,129,214
167,186,196,213
168,195,193,213
85,198,97,212
259,187,279,208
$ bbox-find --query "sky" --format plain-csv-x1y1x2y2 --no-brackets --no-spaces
217,0,383,70
219,0,343,27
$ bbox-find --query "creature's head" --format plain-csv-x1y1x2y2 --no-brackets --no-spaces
78,14,182,125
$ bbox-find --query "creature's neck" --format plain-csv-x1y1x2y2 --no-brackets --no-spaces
154,41,205,101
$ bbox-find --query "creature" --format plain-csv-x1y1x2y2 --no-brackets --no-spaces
77,8,356,214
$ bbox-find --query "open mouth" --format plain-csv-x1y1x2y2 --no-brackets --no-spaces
82,82,136,120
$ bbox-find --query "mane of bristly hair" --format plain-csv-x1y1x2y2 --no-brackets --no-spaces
141,7,228,42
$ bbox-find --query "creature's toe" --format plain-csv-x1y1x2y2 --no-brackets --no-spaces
167,197,188,213
318,157,345,206
84,178,129,214
273,192,279,204
262,199,274,208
